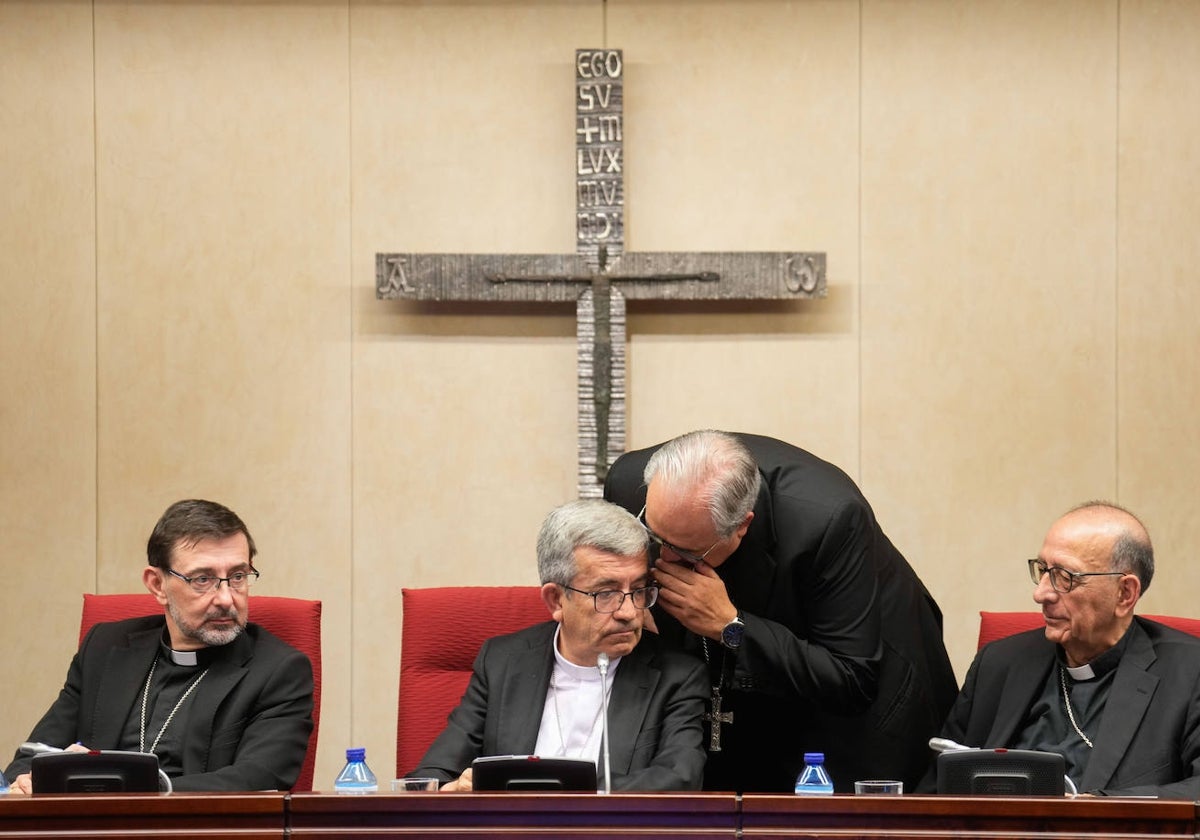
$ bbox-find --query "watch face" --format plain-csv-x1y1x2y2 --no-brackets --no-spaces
722,620,744,649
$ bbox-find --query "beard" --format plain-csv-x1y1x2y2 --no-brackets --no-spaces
167,599,245,647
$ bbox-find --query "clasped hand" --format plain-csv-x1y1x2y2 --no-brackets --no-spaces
652,557,737,640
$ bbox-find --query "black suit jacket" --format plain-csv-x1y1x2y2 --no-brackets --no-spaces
411,621,708,791
4,616,313,791
923,617,1200,798
605,433,959,792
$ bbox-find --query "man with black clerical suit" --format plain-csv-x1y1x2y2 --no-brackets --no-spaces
605,429,958,793
3,499,313,793
921,502,1200,798
410,499,707,791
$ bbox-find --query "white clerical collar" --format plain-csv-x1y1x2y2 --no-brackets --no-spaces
168,648,199,666
157,628,201,667
1065,662,1095,681
158,631,202,666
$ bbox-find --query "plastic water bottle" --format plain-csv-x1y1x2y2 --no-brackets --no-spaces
794,751,835,796
333,747,378,794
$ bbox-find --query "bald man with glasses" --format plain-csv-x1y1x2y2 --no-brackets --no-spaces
921,502,1200,798
606,430,958,794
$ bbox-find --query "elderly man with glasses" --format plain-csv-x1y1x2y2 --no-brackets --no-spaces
410,499,707,791
3,499,313,793
920,501,1200,798
605,430,958,794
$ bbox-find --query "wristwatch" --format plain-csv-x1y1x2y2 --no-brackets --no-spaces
720,612,746,650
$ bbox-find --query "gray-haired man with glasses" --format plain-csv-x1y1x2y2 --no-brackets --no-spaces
606,430,958,793
921,501,1200,798
411,499,707,791
3,499,313,793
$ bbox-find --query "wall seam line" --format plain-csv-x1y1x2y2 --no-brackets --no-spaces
1114,0,1122,502
92,0,101,595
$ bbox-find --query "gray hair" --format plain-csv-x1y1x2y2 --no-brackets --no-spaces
643,430,761,537
1069,500,1155,594
536,499,650,586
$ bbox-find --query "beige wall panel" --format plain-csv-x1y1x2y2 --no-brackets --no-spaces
0,1,98,765
8,0,1200,797
352,2,600,778
91,2,352,787
608,2,861,467
861,0,1119,682
1117,0,1200,616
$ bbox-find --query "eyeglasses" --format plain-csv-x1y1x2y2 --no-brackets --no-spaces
1027,558,1126,594
562,583,659,613
636,505,721,567
166,567,260,594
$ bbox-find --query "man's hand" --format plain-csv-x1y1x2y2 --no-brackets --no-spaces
7,743,90,794
440,768,472,792
653,558,737,640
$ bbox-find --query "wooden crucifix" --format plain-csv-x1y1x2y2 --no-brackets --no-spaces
378,49,826,498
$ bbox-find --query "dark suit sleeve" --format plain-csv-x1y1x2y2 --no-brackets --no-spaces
613,653,708,791
1096,642,1200,799
2,630,94,780
409,639,495,783
915,648,988,792
169,644,313,792
741,496,883,712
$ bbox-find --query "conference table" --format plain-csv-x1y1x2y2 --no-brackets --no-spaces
1,790,1196,839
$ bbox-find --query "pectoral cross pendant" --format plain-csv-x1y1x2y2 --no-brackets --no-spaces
702,686,734,752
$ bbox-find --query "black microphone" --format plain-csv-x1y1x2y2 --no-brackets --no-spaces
596,652,612,794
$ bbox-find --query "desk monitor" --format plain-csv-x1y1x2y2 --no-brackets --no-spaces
471,755,597,792
937,748,1066,796
31,750,161,793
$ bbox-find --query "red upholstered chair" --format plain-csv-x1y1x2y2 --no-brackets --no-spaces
396,586,548,777
978,610,1200,650
79,592,323,792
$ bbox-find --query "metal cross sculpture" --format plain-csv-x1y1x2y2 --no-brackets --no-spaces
378,49,826,497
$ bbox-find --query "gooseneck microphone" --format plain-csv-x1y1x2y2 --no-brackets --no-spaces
19,742,67,756
596,652,612,795
928,737,973,753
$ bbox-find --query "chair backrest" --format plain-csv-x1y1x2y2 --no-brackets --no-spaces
978,610,1200,650
396,586,547,777
80,592,323,792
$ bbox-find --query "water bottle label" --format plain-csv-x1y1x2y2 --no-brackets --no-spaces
793,783,835,796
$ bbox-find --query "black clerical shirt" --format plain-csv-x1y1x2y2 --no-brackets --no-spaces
119,637,227,778
1013,629,1130,788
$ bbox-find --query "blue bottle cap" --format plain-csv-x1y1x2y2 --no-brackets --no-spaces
803,752,825,764
345,747,366,762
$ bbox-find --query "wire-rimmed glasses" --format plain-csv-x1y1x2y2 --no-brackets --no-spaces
562,583,659,613
166,567,260,594
636,505,721,567
1027,558,1126,594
